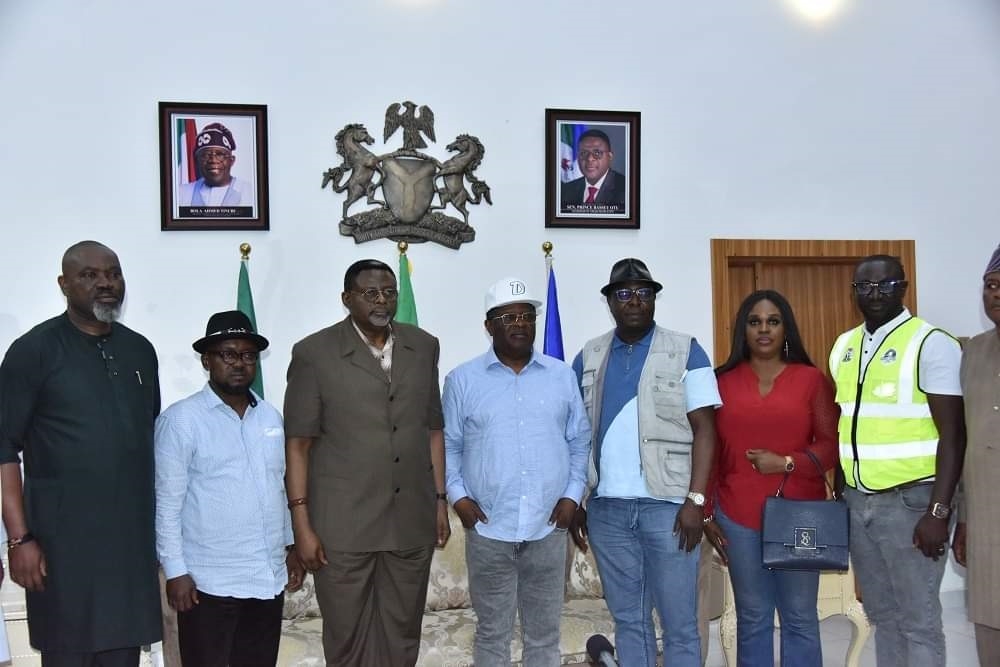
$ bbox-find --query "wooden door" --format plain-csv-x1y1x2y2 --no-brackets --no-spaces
710,239,917,369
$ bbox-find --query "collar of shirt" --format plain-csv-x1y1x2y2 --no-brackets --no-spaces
200,382,259,415
585,170,609,192
860,307,911,371
483,346,550,373
611,321,656,352
200,182,232,206
351,317,394,374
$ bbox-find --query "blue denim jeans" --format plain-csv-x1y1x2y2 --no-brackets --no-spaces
465,527,568,667
717,508,822,667
587,496,701,667
844,484,946,667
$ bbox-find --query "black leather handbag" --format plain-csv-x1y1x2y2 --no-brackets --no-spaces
761,450,849,571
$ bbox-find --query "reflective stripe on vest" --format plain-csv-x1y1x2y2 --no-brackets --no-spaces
830,317,939,490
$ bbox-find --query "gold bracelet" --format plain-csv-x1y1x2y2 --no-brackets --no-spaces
287,497,308,509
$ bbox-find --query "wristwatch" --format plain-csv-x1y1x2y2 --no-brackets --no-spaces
929,502,951,519
686,491,706,507
784,456,795,473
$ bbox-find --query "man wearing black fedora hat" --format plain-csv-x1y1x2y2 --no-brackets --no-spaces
571,258,720,667
154,311,303,667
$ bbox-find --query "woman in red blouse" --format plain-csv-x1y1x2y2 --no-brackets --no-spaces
704,289,839,667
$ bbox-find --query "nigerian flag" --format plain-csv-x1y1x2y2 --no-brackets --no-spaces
560,123,585,183
396,252,418,326
176,118,198,184
237,257,265,398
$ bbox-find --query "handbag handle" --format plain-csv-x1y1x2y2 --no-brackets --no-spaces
774,450,840,500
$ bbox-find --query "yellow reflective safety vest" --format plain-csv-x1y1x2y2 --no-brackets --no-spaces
829,316,943,491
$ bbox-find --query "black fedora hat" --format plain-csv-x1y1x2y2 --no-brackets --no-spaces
600,258,664,296
192,310,269,353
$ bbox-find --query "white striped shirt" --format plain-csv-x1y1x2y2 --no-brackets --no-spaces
155,384,292,598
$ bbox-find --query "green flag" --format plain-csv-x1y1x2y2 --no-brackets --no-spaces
396,253,418,326
237,259,265,398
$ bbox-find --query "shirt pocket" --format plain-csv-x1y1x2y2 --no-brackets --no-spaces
261,426,286,476
651,373,692,438
581,369,596,401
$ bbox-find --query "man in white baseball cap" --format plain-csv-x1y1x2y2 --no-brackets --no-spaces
442,277,591,667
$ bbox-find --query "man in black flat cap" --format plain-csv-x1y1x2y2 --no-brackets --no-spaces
155,311,303,667
570,258,720,667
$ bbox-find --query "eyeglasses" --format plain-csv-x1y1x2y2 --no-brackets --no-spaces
208,350,259,365
851,280,905,296
488,312,537,326
197,149,232,161
352,288,399,302
577,149,607,161
613,287,656,303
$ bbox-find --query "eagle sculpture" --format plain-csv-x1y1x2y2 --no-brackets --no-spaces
384,101,436,150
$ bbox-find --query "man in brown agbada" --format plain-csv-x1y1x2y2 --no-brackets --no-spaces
283,258,449,666
953,243,1000,665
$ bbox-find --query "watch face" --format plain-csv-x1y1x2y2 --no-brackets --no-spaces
688,492,705,506
930,503,950,519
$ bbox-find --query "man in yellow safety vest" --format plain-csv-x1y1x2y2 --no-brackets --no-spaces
829,254,965,667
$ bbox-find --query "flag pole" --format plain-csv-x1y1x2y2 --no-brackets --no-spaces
237,242,264,397
396,240,419,326
542,241,564,360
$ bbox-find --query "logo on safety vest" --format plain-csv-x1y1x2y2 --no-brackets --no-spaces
842,348,854,363
880,349,897,364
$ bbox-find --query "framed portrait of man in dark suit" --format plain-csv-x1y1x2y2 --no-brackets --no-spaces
158,102,270,231
545,109,640,229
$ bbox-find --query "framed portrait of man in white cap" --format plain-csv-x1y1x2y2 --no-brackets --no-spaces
158,102,269,231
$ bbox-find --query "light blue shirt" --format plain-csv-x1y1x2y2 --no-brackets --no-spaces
443,348,592,542
572,324,721,501
155,384,292,598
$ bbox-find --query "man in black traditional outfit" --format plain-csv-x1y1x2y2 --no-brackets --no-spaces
0,240,162,667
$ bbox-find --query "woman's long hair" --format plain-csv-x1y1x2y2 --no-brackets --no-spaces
715,289,814,376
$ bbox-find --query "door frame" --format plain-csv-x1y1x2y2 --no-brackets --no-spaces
710,239,917,363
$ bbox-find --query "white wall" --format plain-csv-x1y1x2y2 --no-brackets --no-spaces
2,0,997,589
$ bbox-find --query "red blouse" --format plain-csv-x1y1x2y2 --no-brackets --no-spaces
708,362,840,530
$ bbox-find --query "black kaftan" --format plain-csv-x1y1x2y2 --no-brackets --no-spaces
0,314,162,652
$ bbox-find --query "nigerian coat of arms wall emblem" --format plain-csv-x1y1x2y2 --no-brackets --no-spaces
322,102,491,249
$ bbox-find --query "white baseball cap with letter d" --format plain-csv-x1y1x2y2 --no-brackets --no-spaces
484,277,543,314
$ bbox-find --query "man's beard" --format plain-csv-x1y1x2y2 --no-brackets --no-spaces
92,302,121,324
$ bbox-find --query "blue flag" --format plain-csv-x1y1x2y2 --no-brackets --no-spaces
543,257,564,360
